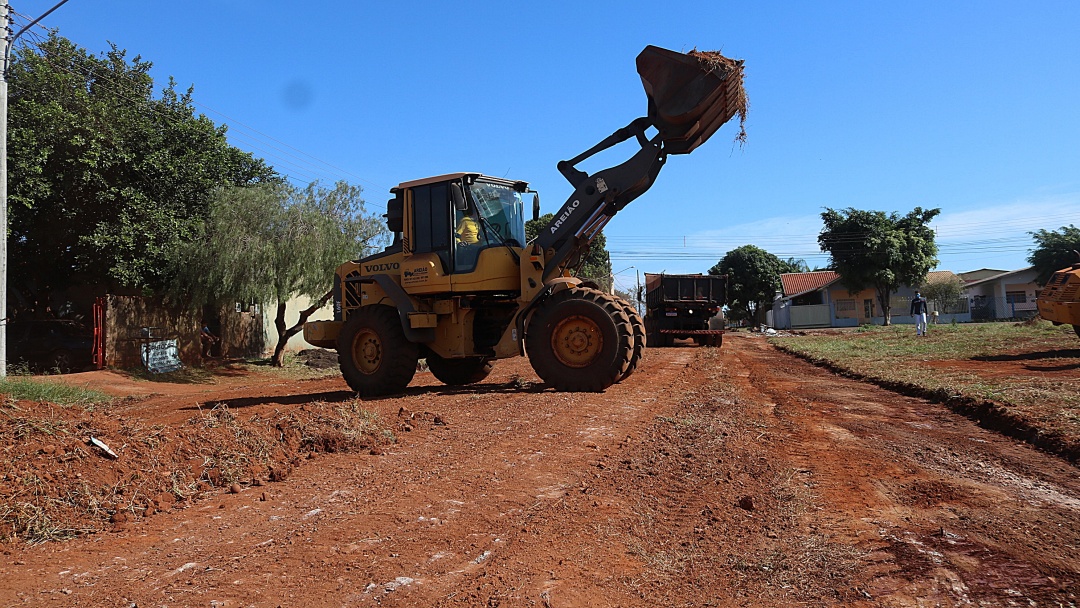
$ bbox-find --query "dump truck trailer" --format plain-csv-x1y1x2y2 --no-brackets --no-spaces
644,273,727,347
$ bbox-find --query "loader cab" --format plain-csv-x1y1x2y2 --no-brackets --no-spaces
397,173,527,294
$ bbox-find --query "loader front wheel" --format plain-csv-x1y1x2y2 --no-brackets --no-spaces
338,305,418,398
426,354,493,386
526,287,632,392
617,299,645,382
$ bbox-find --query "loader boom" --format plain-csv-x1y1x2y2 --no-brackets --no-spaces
536,45,746,283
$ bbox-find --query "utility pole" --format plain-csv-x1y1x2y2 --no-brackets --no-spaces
0,0,72,377
1,0,10,378
636,268,642,317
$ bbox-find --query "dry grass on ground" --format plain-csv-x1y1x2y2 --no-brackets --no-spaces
0,391,392,544
771,321,1080,456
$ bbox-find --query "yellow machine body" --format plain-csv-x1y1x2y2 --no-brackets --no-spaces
1036,263,1080,336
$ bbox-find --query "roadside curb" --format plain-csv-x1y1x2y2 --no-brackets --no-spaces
771,343,1079,464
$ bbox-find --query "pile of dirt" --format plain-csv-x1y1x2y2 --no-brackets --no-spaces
0,396,394,543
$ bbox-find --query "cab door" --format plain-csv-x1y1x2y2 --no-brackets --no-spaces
401,183,453,294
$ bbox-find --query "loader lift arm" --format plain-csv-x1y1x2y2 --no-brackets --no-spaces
535,46,746,284
537,117,665,283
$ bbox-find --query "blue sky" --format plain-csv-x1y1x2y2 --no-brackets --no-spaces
16,1,1080,295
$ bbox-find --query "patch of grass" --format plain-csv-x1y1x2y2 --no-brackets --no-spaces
239,351,342,380
128,365,217,385
771,322,1080,447
0,377,113,408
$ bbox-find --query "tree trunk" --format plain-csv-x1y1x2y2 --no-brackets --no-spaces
876,287,892,326
271,291,334,367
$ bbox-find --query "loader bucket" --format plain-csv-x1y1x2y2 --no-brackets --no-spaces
636,45,747,155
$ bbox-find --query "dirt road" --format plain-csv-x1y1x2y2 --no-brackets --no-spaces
2,333,1077,606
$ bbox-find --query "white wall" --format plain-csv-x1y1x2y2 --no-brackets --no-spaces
262,295,335,354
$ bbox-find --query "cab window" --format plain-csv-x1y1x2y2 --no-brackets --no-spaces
411,183,451,271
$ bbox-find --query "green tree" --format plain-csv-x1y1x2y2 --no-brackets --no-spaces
172,181,387,366
780,257,809,273
708,245,785,324
1028,225,1080,285
525,213,613,292
920,274,966,311
818,207,940,325
7,34,275,313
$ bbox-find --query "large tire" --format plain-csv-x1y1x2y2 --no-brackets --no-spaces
1073,324,1080,339
526,287,632,392
337,305,419,398
427,354,493,386
616,299,645,382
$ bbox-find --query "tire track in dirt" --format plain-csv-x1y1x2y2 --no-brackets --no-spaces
736,335,1079,605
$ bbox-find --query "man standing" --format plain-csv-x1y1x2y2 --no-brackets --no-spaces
910,291,929,336
200,324,220,358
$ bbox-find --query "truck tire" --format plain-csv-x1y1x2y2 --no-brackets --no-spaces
427,354,493,386
337,305,419,398
617,299,645,382
526,287,632,392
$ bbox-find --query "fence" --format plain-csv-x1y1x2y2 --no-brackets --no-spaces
969,296,1038,321
102,296,266,369
889,296,969,315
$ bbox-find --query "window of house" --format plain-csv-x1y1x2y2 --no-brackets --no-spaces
1005,291,1027,304
835,299,856,317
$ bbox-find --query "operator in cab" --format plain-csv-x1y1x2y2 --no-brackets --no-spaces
456,208,479,245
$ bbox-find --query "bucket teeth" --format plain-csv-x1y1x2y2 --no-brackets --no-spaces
636,45,747,154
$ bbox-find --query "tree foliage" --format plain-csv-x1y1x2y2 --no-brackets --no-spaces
1028,225,1080,285
920,274,966,308
7,34,276,312
708,245,785,323
818,207,940,325
779,257,809,274
525,213,613,292
172,182,388,365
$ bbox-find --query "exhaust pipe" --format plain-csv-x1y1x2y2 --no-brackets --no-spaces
636,45,747,155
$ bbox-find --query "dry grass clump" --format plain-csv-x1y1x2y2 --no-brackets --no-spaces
689,48,749,145
1,397,392,543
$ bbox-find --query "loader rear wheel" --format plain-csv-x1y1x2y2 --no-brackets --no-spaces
426,354,493,386
337,305,418,398
526,287,632,392
616,299,645,382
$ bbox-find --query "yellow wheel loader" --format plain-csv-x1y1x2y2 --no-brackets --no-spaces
304,46,747,397
1036,256,1080,338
